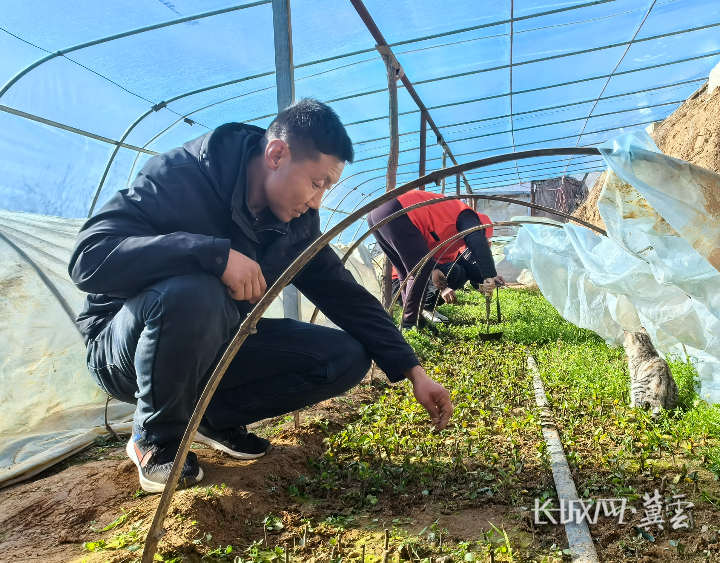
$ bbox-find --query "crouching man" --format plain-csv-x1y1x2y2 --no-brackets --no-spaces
69,99,453,493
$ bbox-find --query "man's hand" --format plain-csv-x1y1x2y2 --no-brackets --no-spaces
405,365,453,429
440,287,457,304
221,249,267,302
483,275,506,294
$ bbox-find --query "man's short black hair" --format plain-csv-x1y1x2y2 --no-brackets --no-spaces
263,98,354,164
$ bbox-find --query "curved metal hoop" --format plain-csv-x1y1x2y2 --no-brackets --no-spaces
140,146,600,562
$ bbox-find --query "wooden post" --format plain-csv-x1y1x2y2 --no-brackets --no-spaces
378,46,401,310
419,111,427,190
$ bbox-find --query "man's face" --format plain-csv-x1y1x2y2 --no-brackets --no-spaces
264,139,345,223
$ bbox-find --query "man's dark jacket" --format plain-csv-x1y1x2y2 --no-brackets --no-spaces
69,123,418,382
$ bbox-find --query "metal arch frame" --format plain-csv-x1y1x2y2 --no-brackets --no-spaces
122,83,278,189
351,97,687,165
316,49,720,130
323,155,599,238
350,0,475,194
349,78,707,143
140,146,600,561
0,104,160,155
292,0,620,71
0,1,272,99
345,76,708,129
86,70,275,216
323,156,605,241
227,26,720,129
325,153,605,238
563,0,658,176
322,155,607,233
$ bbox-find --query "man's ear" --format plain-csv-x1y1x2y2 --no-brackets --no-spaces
265,139,289,170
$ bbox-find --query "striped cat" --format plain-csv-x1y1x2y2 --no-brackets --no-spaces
624,328,679,417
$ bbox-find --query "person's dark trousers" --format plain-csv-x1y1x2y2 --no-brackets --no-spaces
86,273,371,445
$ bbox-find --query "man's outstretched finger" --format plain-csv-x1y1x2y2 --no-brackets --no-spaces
435,394,453,429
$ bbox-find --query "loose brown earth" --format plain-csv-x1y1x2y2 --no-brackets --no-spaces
572,81,720,228
652,83,720,174
0,378,536,563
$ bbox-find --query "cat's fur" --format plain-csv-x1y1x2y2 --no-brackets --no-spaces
623,328,679,417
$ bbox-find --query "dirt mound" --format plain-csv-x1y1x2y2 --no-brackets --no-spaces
651,83,720,173
572,170,607,231
572,82,720,228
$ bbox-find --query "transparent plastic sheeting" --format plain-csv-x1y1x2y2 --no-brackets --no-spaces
506,131,720,403
2,0,720,236
0,209,380,488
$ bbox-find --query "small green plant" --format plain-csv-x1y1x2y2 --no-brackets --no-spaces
262,514,284,531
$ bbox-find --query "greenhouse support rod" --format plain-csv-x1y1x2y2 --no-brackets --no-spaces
272,0,301,322
353,97,686,164
419,111,427,190
333,47,720,127
294,0,617,70
88,109,153,217
272,0,295,112
322,156,605,233
528,355,600,563
564,0,657,178
292,24,720,118
441,150,447,194
322,173,385,232
0,1,272,99
194,45,720,130
411,21,720,89
349,0,474,194
379,47,401,308
471,166,607,190
357,116,658,169
0,231,81,337
86,67,276,218
0,104,159,155
350,78,706,142
140,147,603,563
326,152,601,222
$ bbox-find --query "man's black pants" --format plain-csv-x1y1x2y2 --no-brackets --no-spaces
86,273,370,445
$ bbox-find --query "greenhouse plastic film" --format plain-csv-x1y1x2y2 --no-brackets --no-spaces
506,131,720,404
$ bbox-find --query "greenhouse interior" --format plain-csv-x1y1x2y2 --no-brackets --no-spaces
1,0,720,561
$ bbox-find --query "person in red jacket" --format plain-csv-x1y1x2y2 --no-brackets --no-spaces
368,190,504,328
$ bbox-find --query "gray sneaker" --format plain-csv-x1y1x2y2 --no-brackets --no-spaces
126,434,203,493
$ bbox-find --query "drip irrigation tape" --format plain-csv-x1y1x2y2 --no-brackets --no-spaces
528,355,599,562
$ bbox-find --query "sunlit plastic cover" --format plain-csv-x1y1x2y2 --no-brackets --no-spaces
0,0,718,242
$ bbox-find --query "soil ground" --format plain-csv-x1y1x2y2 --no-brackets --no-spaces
572,80,720,229
0,379,542,563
